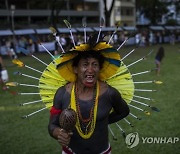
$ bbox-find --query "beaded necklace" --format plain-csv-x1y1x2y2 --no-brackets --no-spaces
70,81,99,139
75,83,96,124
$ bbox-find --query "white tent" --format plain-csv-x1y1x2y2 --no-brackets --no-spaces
0,30,13,36
149,26,164,31
36,28,51,34
123,26,137,31
76,27,94,32
58,28,77,33
175,26,180,30
164,26,176,30
14,29,35,35
93,27,122,32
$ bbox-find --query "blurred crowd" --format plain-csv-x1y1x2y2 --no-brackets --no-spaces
0,28,179,91
0,28,179,58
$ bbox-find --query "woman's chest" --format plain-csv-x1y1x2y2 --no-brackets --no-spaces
61,92,112,121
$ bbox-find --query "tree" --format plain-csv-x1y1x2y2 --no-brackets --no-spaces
103,0,116,26
166,19,177,26
50,0,65,29
136,0,168,25
175,0,180,18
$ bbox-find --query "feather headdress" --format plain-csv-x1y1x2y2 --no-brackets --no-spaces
9,19,161,141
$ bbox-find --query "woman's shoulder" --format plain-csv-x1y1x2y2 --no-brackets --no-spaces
65,82,73,93
55,82,72,94
55,85,66,97
99,81,119,96
99,81,122,101
106,83,120,96
99,81,108,96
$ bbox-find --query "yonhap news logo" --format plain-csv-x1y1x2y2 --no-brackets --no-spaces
125,132,139,148
125,132,179,148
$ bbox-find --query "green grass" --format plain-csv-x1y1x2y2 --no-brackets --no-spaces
0,44,180,154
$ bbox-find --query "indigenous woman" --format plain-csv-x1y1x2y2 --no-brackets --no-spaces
48,35,129,154
155,46,165,76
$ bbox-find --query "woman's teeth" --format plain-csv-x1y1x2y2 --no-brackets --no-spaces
86,75,94,82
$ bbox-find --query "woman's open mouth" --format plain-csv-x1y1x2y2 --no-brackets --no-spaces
85,75,95,83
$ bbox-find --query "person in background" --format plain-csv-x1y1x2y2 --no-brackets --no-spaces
0,55,8,90
155,46,165,76
9,41,18,59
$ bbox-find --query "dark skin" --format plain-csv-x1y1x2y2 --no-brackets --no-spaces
49,57,129,153
52,81,108,147
52,58,105,146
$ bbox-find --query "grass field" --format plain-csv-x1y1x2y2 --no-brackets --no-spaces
0,43,180,154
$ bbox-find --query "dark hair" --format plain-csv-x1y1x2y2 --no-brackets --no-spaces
156,46,165,60
72,34,105,69
158,47,165,56
72,50,105,69
87,33,104,47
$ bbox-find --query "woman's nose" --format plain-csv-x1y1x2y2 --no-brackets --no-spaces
87,65,93,72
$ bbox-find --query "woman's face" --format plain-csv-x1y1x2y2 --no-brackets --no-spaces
74,57,100,87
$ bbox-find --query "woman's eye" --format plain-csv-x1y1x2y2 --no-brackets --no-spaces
83,63,88,67
93,63,98,67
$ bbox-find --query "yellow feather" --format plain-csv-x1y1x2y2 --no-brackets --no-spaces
154,80,163,84
46,63,63,79
39,84,59,90
39,89,56,95
57,53,77,64
108,73,132,82
54,57,61,64
39,78,66,86
57,62,76,82
12,59,24,67
93,42,112,51
99,61,119,80
110,63,129,78
74,44,90,51
6,82,17,86
144,111,151,115
106,61,134,104
42,71,61,81
39,60,68,109
45,102,53,108
42,97,53,102
49,27,57,34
